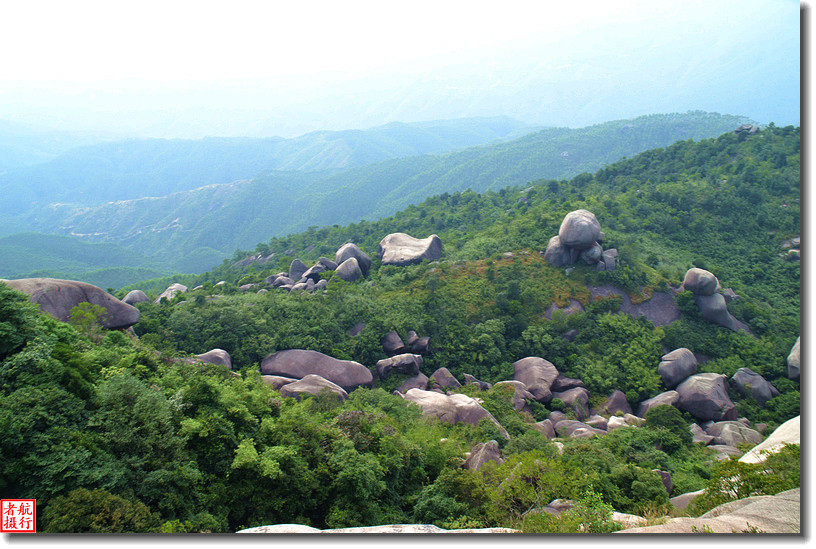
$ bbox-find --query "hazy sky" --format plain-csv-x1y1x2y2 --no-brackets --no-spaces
0,0,802,137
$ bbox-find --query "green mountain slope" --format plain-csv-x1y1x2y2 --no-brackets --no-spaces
32,112,753,273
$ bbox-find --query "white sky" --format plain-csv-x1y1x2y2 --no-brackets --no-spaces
0,0,780,82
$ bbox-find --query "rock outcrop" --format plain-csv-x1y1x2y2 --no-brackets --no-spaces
3,278,140,330
512,356,559,403
493,381,534,412
544,210,616,271
428,367,461,390
335,243,372,276
400,389,509,439
156,283,187,303
260,349,373,391
394,373,430,393
636,391,679,417
787,337,800,381
729,368,779,406
657,348,697,389
681,268,739,330
463,440,504,471
739,415,800,464
279,374,349,402
122,290,149,305
558,209,603,249
195,349,232,369
238,524,519,534
335,257,363,282
376,353,423,380
675,373,737,421
377,233,442,266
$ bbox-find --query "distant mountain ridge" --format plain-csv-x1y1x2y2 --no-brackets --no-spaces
1,111,753,282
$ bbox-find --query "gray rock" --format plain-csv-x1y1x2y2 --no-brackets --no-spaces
377,233,442,266
787,337,800,381
596,390,632,416
544,235,572,266
405,331,419,345
290,282,309,292
682,268,720,296
463,440,504,471
705,421,763,448
512,356,559,403
348,322,366,337
410,336,432,355
579,242,603,264
394,372,429,393
335,243,372,276
585,415,608,430
335,257,363,282
429,367,461,390
260,349,373,391
636,390,679,417
463,374,492,391
316,257,337,270
554,419,606,439
532,419,556,438
261,375,298,390
400,389,509,439
676,373,737,422
690,423,715,445
658,348,698,389
694,293,737,330
376,353,423,380
381,330,406,355
493,380,535,412
302,263,327,281
314,279,328,291
239,283,257,292
122,290,149,305
279,374,349,402
730,368,780,406
602,249,618,271
272,276,294,287
156,283,188,302
558,209,602,249
551,375,586,392
739,415,800,464
195,349,232,369
288,259,308,281
3,278,140,330
653,469,672,494
551,387,590,420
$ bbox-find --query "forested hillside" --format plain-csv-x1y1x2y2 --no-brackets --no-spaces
10,112,752,277
1,124,798,533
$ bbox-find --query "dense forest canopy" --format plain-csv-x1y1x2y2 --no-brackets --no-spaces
1,125,800,533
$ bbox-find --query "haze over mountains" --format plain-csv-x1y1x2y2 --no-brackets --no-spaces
0,111,754,285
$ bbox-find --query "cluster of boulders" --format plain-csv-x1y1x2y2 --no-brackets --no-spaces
381,329,431,355
733,123,760,134
260,349,374,401
681,268,739,330
544,210,617,271
3,277,140,330
261,242,373,294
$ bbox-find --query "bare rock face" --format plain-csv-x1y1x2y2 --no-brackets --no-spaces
512,356,559,403
335,257,363,282
493,381,535,412
156,283,188,303
694,293,737,330
532,419,556,438
787,337,800,381
335,243,372,276
554,419,606,439
739,415,800,464
676,373,737,422
730,368,780,406
636,390,679,417
658,348,698,389
705,421,763,448
3,278,140,329
429,367,461,390
279,374,349,402
579,242,603,265
551,375,586,392
410,336,432,355
195,349,232,369
463,440,504,471
551,387,590,420
544,235,571,267
400,389,509,439
394,373,429,393
558,209,602,249
463,374,492,391
122,290,149,305
260,349,373,391
377,233,442,266
376,353,423,380
682,268,720,296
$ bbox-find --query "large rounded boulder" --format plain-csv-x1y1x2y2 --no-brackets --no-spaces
493,381,535,412
544,235,571,267
636,390,679,417
279,374,349,402
156,283,187,303
376,353,423,380
658,348,698,389
335,243,372,276
122,290,150,305
729,368,780,406
335,257,363,282
512,356,559,403
196,349,232,369
558,210,602,249
787,337,800,381
694,293,737,330
682,268,720,296
675,373,737,421
260,349,373,391
463,441,504,471
377,233,442,266
3,278,140,330
400,389,509,439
